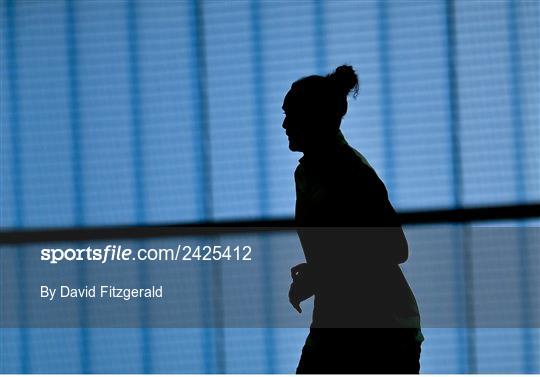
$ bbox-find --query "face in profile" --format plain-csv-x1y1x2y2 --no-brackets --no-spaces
282,85,336,153
282,87,311,152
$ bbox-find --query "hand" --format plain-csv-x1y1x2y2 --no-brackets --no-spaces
289,263,314,313
291,262,310,280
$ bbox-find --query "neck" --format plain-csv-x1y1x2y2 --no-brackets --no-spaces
301,130,347,161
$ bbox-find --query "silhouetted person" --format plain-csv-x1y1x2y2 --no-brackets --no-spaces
284,65,423,373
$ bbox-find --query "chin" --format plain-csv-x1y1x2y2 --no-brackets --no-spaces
288,141,303,152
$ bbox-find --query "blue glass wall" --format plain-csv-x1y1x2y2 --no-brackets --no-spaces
1,0,538,229
1,0,539,373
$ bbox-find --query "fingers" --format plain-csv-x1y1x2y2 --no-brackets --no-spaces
289,293,302,313
289,284,303,314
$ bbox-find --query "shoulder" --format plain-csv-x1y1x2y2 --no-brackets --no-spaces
339,146,386,192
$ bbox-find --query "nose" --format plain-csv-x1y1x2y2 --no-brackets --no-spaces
282,117,287,130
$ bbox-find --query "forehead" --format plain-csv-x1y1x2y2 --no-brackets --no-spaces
282,88,293,108
283,86,303,109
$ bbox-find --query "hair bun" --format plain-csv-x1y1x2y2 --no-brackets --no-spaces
328,64,359,98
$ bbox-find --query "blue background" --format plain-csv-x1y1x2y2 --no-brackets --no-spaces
1,0,539,373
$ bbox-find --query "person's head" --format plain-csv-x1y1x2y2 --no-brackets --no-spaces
282,65,359,152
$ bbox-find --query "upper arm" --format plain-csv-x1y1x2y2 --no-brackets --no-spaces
335,164,409,264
